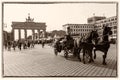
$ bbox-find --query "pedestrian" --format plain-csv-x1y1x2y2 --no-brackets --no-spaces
27,41,30,48
23,41,26,49
12,41,16,50
7,41,11,51
31,40,35,48
18,40,22,51
41,39,45,48
4,41,7,50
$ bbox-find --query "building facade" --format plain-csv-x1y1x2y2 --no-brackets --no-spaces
63,16,117,40
63,24,94,37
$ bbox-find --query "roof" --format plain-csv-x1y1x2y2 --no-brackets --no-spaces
11,21,46,28
63,23,94,26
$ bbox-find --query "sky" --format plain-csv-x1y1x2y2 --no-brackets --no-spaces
3,2,117,33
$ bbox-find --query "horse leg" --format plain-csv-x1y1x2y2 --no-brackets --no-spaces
102,52,107,65
83,50,85,64
73,48,76,57
89,51,94,63
94,49,97,59
64,48,68,59
77,48,81,62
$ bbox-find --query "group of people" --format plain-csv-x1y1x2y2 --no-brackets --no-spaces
4,40,35,51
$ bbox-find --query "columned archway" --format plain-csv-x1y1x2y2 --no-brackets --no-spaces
11,14,47,41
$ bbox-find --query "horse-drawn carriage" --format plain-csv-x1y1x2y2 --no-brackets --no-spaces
53,35,76,59
54,24,113,65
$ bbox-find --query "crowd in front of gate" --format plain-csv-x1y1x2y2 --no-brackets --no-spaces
4,40,35,51
3,38,55,51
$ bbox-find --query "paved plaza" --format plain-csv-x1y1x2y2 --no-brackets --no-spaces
3,44,117,77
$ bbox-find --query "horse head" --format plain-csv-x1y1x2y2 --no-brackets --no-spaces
103,25,113,42
103,24,112,35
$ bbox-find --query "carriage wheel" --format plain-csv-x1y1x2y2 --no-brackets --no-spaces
76,48,81,61
64,47,68,59
64,52,68,59
54,49,58,56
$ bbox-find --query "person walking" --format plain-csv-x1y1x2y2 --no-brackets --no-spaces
7,41,11,51
12,41,16,50
18,40,22,51
41,39,45,48
4,41,7,50
27,41,30,48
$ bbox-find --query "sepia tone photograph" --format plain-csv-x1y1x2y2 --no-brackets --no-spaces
2,1,117,77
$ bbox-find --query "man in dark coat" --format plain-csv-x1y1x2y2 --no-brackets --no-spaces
18,40,22,50
64,35,74,49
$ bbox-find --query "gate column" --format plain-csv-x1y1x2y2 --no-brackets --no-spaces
24,29,27,40
37,29,40,39
32,29,35,40
18,29,21,40
12,28,15,41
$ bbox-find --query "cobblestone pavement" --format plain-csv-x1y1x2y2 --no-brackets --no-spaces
3,44,117,77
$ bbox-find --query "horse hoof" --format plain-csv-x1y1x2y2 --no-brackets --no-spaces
94,56,96,59
79,59,81,62
83,62,85,64
65,56,68,59
103,62,107,65
66,58,68,60
88,60,91,63
92,59,94,62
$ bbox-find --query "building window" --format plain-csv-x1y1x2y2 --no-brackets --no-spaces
114,30,117,34
111,18,114,21
114,26,117,29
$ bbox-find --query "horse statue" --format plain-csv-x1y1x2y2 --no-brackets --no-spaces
76,30,99,64
93,24,112,65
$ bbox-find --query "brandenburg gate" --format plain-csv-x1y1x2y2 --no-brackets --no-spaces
11,14,47,41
